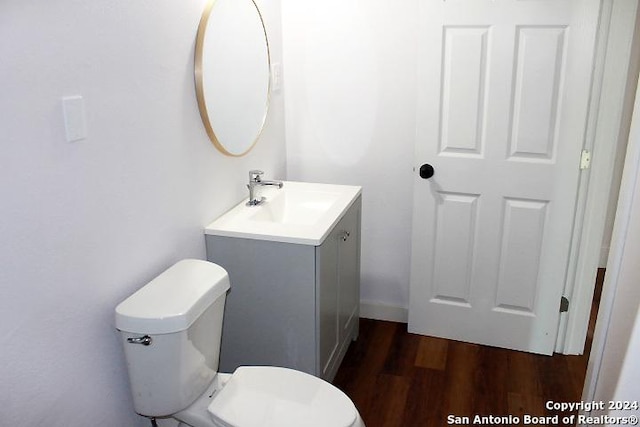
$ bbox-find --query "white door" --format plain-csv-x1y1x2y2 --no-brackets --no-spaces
408,0,600,354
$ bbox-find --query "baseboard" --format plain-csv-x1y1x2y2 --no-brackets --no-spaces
600,245,610,268
360,302,408,323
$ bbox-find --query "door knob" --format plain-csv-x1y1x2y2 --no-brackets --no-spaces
419,163,434,179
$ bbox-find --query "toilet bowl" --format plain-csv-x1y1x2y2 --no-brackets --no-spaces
115,259,365,427
176,366,364,427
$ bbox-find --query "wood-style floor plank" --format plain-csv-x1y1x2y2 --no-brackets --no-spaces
442,341,480,418
369,374,412,427
414,336,448,371
401,367,446,427
381,323,420,377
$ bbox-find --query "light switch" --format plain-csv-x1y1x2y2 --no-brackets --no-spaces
271,62,282,93
62,95,87,142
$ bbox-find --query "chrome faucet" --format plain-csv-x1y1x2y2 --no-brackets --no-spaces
247,170,283,206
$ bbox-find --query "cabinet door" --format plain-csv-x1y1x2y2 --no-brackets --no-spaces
338,198,361,342
316,197,362,381
316,228,339,379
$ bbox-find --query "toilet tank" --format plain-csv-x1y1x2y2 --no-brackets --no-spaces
115,259,230,417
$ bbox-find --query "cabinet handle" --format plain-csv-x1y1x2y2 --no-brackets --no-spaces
342,231,351,242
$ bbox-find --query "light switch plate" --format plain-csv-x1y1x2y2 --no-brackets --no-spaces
62,95,87,142
271,62,282,93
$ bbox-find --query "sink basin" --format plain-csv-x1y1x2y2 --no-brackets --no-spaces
205,181,361,245
249,188,342,226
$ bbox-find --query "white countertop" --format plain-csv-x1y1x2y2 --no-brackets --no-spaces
204,181,361,245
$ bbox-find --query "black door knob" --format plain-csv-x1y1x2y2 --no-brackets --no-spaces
419,163,435,179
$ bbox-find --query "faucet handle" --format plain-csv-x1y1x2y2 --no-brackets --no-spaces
249,170,264,182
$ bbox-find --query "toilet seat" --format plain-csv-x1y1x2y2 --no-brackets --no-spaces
208,366,358,427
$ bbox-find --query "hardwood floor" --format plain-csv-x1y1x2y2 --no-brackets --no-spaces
333,269,605,427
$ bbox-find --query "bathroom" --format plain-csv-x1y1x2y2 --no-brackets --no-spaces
1,0,639,426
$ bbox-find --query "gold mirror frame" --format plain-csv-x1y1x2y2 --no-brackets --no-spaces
194,0,271,157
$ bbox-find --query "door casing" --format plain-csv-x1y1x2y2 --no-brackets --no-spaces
557,0,639,355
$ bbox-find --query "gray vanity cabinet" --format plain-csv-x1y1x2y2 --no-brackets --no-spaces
205,196,361,382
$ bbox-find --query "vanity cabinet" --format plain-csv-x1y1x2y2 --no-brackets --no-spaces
205,196,361,382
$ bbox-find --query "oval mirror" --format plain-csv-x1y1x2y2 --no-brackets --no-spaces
195,0,271,156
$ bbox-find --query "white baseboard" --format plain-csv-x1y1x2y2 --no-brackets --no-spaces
360,302,408,323
600,245,610,268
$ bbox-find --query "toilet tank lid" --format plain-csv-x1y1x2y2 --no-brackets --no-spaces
115,259,230,334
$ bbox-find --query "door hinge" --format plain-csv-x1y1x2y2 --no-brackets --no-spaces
580,149,591,170
560,296,570,313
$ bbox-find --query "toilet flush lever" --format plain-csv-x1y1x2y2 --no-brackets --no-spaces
127,335,152,346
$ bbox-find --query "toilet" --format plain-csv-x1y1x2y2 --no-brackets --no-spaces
115,259,365,427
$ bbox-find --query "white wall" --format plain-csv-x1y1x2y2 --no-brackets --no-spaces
598,3,640,267
584,71,640,422
281,0,419,315
596,130,640,422
0,1,285,426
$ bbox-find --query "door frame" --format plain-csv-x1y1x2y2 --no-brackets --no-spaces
555,0,639,354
